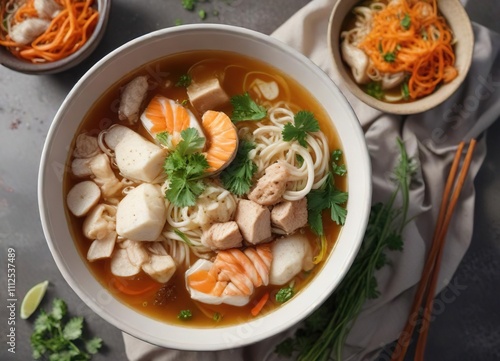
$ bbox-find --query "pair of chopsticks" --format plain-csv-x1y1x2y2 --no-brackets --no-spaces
391,139,477,361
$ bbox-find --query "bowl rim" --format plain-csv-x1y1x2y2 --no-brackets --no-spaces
38,23,372,351
0,0,111,75
327,0,474,115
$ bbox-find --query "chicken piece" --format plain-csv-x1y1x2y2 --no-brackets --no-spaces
248,162,289,206
89,154,123,199
271,198,308,234
187,78,230,114
118,76,149,124
142,254,176,283
340,40,370,84
82,204,116,241
9,18,50,45
147,241,168,256
201,222,243,250
269,234,313,285
66,181,101,217
114,129,167,183
34,0,62,19
73,133,100,158
116,184,167,242
125,240,149,267
234,199,271,245
111,249,141,277
87,232,116,262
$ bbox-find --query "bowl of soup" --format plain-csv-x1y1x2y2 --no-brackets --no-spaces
329,0,474,114
38,24,371,350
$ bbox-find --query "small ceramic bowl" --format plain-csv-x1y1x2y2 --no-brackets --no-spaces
328,0,474,114
38,24,372,351
0,0,110,75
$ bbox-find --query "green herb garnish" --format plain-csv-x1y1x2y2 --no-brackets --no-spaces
276,284,295,303
177,310,193,320
163,128,209,207
198,9,206,19
220,140,258,196
383,51,397,63
366,81,384,100
174,229,193,246
176,74,192,88
230,92,267,122
401,13,411,30
213,312,222,322
402,81,410,100
282,110,320,147
275,138,415,360
181,0,196,10
331,149,347,176
30,298,103,360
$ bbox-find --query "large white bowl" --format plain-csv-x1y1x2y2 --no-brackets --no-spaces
38,24,372,351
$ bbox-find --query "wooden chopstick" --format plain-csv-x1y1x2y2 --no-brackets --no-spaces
390,139,477,361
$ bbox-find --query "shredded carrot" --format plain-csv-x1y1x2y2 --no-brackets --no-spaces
0,0,99,64
250,292,269,317
358,0,457,99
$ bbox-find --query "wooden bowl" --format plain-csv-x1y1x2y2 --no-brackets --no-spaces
328,0,474,114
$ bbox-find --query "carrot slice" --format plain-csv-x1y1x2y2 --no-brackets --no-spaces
251,292,270,317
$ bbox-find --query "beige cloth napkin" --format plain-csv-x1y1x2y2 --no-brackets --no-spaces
123,0,500,360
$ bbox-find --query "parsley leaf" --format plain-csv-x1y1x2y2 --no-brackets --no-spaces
163,128,209,207
401,13,411,30
366,81,384,100
220,140,258,196
383,51,397,62
282,110,320,147
276,284,295,303
230,92,267,122
175,74,192,87
30,298,103,361
307,173,348,235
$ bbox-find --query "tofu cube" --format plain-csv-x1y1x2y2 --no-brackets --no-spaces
234,199,271,245
116,184,167,241
187,78,230,114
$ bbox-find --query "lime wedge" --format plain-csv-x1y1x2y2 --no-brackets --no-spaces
20,280,49,319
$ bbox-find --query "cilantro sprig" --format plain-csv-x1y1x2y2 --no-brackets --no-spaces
220,140,258,196
401,13,411,30
366,81,384,100
30,298,103,360
163,128,209,207
282,110,320,147
230,92,267,122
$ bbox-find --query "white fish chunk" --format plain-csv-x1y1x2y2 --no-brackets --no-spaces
201,221,243,250
89,153,123,199
82,204,116,241
118,76,149,124
142,254,176,283
66,181,101,217
73,133,100,158
103,124,137,150
116,184,167,242
9,18,50,45
269,234,313,285
87,232,116,262
111,248,140,277
34,0,62,19
125,240,149,267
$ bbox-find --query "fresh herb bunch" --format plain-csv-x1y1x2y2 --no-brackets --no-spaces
220,140,258,196
230,92,267,122
159,128,209,207
276,138,415,360
282,110,320,147
30,298,103,361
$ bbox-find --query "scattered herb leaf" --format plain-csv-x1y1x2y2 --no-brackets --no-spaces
331,149,347,176
213,312,222,322
402,81,410,100
366,81,384,100
178,309,193,320
383,51,397,63
230,92,267,122
282,110,320,147
276,284,295,303
176,74,192,88
30,298,103,360
198,9,206,19
401,13,411,30
181,0,196,11
220,140,258,195
174,229,193,246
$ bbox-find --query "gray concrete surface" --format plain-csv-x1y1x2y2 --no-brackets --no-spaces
0,1,499,360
